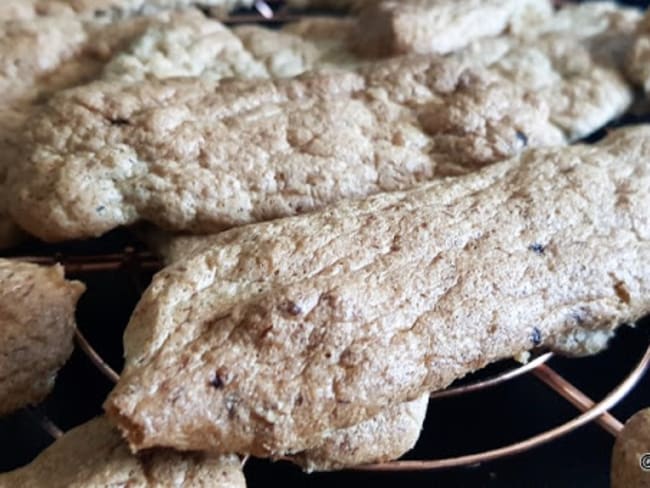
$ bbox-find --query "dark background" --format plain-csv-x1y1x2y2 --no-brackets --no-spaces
2,1,650,487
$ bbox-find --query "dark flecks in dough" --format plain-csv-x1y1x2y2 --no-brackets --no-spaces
516,130,529,147
614,281,631,304
109,117,130,126
531,327,542,346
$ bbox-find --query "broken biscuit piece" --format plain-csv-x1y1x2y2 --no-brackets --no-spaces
0,259,84,416
10,55,564,241
0,417,245,487
611,408,650,488
105,126,650,456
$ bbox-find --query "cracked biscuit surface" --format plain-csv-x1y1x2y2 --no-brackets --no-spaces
0,11,186,248
9,55,564,241
452,33,633,141
353,0,553,57
146,229,428,470
0,259,84,416
105,126,650,456
0,417,245,487
4,3,637,243
0,10,263,248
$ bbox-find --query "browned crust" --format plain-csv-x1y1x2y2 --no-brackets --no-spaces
0,259,85,416
0,416,246,487
10,55,565,241
611,408,650,488
105,126,650,456
143,227,428,470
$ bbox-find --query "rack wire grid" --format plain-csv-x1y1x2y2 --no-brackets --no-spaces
1,0,650,486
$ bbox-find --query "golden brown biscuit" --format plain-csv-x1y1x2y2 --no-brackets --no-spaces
353,0,552,57
0,10,244,249
232,17,360,78
611,408,650,488
0,259,84,416
452,33,633,141
0,13,174,248
293,395,428,471
144,228,428,470
105,126,650,456
0,417,245,487
9,55,564,241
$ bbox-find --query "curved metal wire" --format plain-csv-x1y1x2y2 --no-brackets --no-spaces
533,364,624,436
355,344,650,471
429,352,552,400
74,329,121,383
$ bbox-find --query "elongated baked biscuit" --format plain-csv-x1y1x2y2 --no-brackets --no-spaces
0,259,85,416
145,228,428,470
353,0,552,57
9,55,564,242
105,126,650,456
0,14,355,248
0,417,245,487
0,14,354,248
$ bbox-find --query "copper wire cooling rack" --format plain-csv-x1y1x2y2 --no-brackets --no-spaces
4,0,650,477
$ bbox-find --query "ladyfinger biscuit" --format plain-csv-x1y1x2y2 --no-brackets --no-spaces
9,55,564,241
105,126,650,455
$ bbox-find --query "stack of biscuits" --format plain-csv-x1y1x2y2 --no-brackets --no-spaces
1,0,650,486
